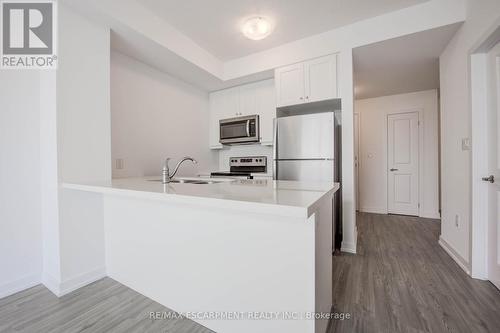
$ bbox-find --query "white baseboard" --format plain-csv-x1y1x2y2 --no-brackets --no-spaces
0,274,41,299
439,237,471,275
42,272,62,296
43,267,106,297
359,206,387,214
420,211,441,219
59,267,106,296
341,242,357,254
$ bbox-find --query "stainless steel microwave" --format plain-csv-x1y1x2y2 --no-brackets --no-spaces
219,115,259,145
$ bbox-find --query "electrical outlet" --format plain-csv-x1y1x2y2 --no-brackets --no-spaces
115,158,124,170
455,214,460,228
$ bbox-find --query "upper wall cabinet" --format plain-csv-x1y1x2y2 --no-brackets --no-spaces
209,87,239,149
275,54,338,107
209,79,276,149
275,63,304,107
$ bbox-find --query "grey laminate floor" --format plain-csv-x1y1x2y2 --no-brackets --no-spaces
0,277,214,333
2,213,500,333
329,212,500,333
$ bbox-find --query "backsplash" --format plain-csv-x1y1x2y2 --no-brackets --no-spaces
218,144,273,176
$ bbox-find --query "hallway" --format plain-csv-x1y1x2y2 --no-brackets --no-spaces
330,213,500,333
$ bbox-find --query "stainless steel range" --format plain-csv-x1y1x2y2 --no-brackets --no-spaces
211,156,267,179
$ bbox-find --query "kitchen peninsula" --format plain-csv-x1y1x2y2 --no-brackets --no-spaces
63,177,339,333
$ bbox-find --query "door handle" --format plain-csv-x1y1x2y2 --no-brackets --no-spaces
390,168,398,172
246,120,250,137
482,175,495,183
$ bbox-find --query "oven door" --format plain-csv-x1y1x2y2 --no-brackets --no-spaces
219,115,259,144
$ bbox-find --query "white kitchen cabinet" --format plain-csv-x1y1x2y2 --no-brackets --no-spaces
238,83,257,116
208,87,239,149
275,54,338,107
255,79,276,145
304,55,337,103
208,79,276,149
275,63,304,107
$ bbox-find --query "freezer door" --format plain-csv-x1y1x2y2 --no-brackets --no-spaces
276,160,334,182
276,112,334,159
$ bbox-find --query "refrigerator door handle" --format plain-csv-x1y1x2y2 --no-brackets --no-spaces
273,118,278,180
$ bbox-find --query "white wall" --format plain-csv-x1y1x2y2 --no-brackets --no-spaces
39,71,61,293
355,90,440,219
439,0,500,271
0,71,43,298
41,3,111,295
111,52,217,178
57,8,111,184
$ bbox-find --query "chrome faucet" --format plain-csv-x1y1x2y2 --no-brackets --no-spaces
162,156,198,184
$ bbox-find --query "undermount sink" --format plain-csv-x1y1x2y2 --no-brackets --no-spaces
148,179,219,184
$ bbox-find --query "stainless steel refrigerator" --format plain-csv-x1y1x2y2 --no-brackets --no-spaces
273,108,342,252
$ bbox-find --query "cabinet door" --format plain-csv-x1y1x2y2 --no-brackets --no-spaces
238,83,257,116
223,86,240,118
304,55,337,102
255,79,276,145
208,88,239,149
275,63,305,107
209,90,225,149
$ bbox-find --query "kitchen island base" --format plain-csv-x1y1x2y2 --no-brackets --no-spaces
64,178,338,333
103,194,332,333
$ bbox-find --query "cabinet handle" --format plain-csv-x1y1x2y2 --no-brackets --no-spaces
300,97,303,100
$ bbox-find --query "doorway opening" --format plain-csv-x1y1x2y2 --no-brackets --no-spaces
352,25,460,219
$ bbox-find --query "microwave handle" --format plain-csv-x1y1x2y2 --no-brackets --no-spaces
246,119,251,137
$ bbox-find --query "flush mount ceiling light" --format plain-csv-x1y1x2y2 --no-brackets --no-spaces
242,16,273,40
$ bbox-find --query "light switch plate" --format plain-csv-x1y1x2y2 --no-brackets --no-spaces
461,138,471,151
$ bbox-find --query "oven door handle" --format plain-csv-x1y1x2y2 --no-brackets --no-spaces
246,119,251,137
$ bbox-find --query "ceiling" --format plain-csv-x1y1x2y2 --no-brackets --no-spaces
135,0,430,61
353,23,462,100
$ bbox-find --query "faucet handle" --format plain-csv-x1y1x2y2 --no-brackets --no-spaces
163,158,172,178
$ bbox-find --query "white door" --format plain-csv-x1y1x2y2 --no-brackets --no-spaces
275,63,304,107
486,42,500,289
304,55,338,102
354,113,360,211
387,112,419,216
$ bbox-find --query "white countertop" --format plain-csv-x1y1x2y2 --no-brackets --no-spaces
63,177,340,218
